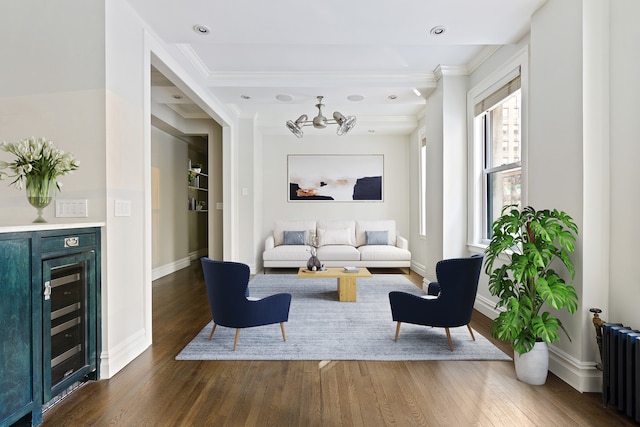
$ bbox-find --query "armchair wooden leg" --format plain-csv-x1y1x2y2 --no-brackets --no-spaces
208,323,217,340
233,328,240,351
445,328,454,351
395,321,402,341
280,322,287,342
467,324,476,341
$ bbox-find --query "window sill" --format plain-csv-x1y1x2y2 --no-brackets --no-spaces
467,242,512,262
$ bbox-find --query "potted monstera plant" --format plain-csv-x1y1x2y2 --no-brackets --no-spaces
484,205,579,385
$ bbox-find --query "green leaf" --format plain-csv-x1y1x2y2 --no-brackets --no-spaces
484,205,579,351
531,313,560,343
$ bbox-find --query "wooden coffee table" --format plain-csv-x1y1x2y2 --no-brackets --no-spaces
297,267,372,302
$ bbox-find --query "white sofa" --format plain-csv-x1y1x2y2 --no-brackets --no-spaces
263,219,411,270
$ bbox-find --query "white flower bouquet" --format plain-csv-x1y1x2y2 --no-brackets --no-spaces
0,136,79,191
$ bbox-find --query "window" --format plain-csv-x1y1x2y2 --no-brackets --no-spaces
475,74,522,240
418,129,427,236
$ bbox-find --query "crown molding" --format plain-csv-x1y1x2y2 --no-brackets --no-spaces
176,43,213,79
466,45,502,74
433,65,470,81
204,71,438,88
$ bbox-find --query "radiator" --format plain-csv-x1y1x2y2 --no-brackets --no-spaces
602,323,640,422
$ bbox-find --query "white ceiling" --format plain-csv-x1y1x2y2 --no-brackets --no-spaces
135,0,546,136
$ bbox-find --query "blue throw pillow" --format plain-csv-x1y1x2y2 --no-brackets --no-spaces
283,230,307,245
366,230,388,245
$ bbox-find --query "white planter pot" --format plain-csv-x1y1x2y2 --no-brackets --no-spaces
514,341,549,385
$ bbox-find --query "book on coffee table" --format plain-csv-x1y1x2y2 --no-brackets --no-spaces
343,266,359,273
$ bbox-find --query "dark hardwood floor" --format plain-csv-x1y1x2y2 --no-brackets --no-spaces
42,264,635,426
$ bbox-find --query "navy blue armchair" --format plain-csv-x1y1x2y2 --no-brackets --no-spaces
201,257,292,350
388,255,483,351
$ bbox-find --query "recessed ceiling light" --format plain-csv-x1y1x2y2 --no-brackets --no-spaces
368,130,375,133
347,95,364,102
172,95,183,100
240,95,251,99
193,24,211,35
388,95,398,100
430,26,446,36
276,94,293,102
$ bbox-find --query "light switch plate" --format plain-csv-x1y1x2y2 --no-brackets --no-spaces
55,199,88,217
114,199,132,217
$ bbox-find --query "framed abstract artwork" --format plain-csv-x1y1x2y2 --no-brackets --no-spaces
287,154,383,202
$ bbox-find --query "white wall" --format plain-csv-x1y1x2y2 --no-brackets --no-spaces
457,0,640,392
441,74,469,261
150,127,189,271
149,102,221,273
237,117,258,270
410,72,469,284
103,0,150,377
609,0,640,325
0,1,107,224
412,85,443,281
0,0,152,380
104,0,230,377
259,133,410,271
528,0,590,390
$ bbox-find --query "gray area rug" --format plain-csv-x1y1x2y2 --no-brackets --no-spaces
176,274,512,361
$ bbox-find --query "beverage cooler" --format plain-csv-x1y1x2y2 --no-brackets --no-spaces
42,249,99,403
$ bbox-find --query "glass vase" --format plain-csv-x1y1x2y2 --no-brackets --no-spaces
25,176,56,223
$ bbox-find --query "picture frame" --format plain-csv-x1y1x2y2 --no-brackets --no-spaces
287,154,383,202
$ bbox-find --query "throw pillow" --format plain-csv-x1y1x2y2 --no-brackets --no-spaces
283,230,307,245
318,228,352,246
365,230,389,245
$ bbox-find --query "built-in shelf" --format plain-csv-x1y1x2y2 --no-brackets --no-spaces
188,166,208,211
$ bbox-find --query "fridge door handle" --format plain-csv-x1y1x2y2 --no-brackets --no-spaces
44,280,51,300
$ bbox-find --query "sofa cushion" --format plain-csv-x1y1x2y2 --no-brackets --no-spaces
283,230,307,245
263,245,310,261
358,245,411,261
365,230,389,245
317,228,352,246
356,220,396,247
273,220,316,246
316,220,356,245
317,245,361,261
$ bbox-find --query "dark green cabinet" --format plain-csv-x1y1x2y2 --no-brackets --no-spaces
0,237,36,426
0,227,101,427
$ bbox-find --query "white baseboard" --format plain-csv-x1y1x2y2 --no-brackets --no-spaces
549,346,602,392
474,294,499,319
99,328,150,379
411,260,426,278
473,295,602,392
188,248,208,262
152,249,209,281
152,257,191,281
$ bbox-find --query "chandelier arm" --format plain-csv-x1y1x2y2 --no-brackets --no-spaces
285,96,355,136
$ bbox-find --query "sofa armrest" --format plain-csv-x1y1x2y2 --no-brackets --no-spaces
396,235,408,250
265,235,275,250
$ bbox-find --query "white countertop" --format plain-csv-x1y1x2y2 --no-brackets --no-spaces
0,222,105,234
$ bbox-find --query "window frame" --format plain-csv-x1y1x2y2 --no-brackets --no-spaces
467,47,528,248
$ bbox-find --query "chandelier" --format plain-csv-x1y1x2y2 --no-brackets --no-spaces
286,96,356,138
